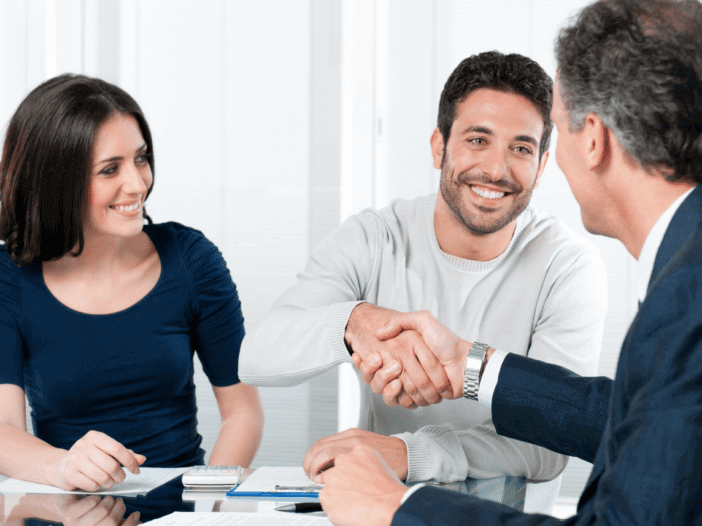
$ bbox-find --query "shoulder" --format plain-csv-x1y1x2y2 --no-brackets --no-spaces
516,205,606,276
643,222,702,326
0,245,25,284
144,221,221,265
0,245,24,315
347,195,432,241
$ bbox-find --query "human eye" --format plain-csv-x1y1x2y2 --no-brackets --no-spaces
467,137,486,146
513,145,533,156
135,152,150,166
98,164,118,176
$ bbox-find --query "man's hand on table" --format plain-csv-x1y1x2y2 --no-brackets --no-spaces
345,303,452,408
319,445,406,526
354,310,495,407
303,428,409,482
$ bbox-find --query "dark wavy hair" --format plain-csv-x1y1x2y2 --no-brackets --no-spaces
0,74,155,266
437,51,553,160
556,0,702,183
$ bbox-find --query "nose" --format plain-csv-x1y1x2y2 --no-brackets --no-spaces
480,148,508,181
121,161,150,195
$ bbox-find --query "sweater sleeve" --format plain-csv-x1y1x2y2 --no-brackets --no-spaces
175,224,245,387
0,251,24,389
399,246,608,483
238,213,380,386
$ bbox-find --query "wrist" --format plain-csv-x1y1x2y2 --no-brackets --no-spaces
463,342,489,400
343,302,368,355
42,448,68,487
480,347,496,381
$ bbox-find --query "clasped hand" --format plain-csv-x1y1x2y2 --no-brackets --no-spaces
350,308,472,408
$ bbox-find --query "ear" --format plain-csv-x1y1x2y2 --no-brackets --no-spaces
583,114,610,170
430,128,445,170
533,150,549,190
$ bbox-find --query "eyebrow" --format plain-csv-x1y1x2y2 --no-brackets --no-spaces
460,126,539,147
94,143,148,167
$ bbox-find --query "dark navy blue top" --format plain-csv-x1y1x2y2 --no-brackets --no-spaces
0,222,244,467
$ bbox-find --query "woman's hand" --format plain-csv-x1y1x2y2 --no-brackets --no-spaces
59,496,141,526
49,431,146,491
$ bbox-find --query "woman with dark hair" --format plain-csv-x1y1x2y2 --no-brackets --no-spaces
0,74,264,491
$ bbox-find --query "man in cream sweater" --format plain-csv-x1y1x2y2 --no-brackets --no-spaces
239,51,607,493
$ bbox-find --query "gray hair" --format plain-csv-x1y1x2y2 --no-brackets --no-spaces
556,0,702,182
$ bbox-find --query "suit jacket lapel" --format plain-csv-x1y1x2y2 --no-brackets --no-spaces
649,184,702,287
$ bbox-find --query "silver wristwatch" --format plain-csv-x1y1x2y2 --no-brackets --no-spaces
463,342,489,400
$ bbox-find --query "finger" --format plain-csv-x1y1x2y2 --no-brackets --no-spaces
376,312,427,341
89,434,143,475
308,448,338,481
63,467,104,493
351,352,362,369
86,450,127,485
64,495,102,519
398,353,439,405
93,497,126,526
122,511,141,526
359,353,386,385
382,379,403,407
412,339,452,399
62,495,102,525
75,460,122,491
303,435,336,477
365,361,400,392
73,496,113,526
395,377,420,409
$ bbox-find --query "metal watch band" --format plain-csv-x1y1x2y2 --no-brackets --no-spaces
463,342,489,400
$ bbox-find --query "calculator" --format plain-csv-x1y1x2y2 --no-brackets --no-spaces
182,465,243,489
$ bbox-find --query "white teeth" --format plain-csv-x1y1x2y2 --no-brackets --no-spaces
471,186,505,199
112,202,140,212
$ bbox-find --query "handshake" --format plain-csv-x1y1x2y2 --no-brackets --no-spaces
345,303,494,408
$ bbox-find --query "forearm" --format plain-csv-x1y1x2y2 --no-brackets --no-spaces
490,354,610,462
208,416,262,467
399,423,567,483
209,384,264,467
0,422,64,485
239,214,378,386
239,301,360,386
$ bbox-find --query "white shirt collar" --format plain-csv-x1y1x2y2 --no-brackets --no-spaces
636,186,697,302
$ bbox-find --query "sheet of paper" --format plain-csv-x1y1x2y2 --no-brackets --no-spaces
148,511,333,526
0,467,187,496
232,467,321,494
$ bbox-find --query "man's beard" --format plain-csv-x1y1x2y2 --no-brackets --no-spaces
439,158,536,236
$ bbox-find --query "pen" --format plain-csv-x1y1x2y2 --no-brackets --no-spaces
275,502,324,513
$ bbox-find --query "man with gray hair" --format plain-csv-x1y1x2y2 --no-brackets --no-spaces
319,0,702,524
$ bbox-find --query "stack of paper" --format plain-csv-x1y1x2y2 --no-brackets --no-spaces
148,511,333,525
227,467,321,500
0,467,187,496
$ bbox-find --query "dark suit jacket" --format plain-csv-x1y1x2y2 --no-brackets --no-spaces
394,185,702,525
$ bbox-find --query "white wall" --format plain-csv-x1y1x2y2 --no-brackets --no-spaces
1,0,637,503
0,0,340,468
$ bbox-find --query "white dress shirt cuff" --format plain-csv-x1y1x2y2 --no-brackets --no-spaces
401,484,426,504
477,348,509,410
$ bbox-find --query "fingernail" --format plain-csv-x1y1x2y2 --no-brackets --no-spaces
369,355,380,366
388,362,401,374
